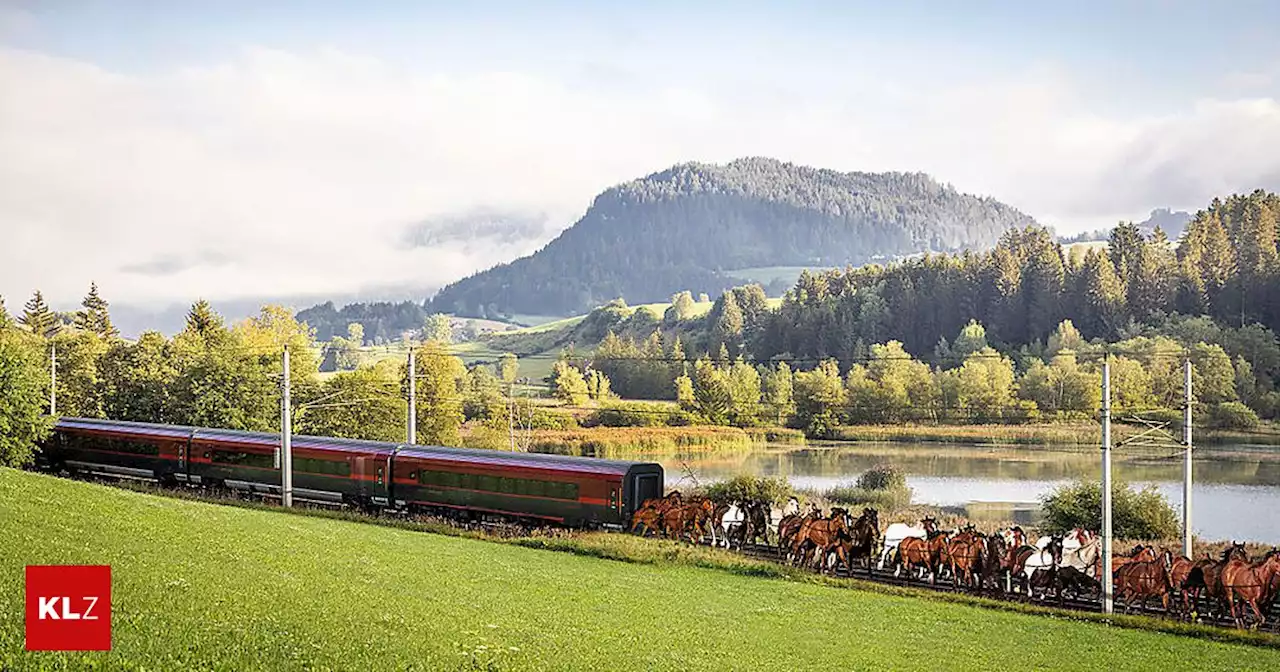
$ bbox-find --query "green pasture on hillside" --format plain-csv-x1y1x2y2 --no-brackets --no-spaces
3,469,1278,671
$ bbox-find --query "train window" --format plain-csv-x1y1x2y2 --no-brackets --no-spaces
525,480,544,497
69,434,161,456
459,473,476,490
211,450,275,469
478,475,498,492
498,478,516,494
609,488,619,510
293,457,351,477
377,467,384,485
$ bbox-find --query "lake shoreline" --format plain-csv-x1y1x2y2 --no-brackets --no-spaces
828,422,1280,447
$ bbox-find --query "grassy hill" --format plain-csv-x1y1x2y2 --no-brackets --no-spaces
3,469,1278,671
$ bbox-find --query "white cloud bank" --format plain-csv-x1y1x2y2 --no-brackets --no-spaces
1,45,1278,310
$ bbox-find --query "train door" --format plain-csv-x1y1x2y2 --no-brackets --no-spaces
631,473,662,514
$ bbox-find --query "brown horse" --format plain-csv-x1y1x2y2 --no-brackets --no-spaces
832,508,881,577
981,533,1011,592
791,508,851,573
896,528,952,584
947,524,986,589
629,491,683,536
778,505,821,551
662,498,715,542
1169,553,1216,618
1194,543,1250,619
1222,549,1280,628
1114,548,1174,614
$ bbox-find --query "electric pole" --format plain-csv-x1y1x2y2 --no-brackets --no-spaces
407,349,417,445
281,345,293,507
1101,355,1113,615
49,344,57,417
1183,358,1193,558
508,380,516,452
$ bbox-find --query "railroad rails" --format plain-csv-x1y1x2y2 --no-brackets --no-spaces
731,541,1280,632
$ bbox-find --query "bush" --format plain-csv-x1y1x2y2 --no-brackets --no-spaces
583,401,690,428
700,475,794,506
525,408,579,430
856,464,906,491
824,484,912,510
1205,401,1260,430
1040,479,1180,540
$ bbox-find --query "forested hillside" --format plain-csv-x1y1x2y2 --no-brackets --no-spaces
429,157,1036,318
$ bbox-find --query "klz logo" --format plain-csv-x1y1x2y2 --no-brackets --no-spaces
25,565,112,651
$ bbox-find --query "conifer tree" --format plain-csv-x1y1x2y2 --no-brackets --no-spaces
20,290,58,339
74,282,117,338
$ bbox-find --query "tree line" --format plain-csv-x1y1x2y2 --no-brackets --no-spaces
0,287,531,467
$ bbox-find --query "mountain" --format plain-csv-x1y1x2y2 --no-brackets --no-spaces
1136,208,1192,240
428,157,1039,318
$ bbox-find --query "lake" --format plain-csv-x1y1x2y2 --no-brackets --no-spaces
652,442,1280,545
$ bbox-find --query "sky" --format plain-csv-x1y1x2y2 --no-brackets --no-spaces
2,0,1279,320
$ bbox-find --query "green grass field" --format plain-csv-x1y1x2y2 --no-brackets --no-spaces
3,469,1278,671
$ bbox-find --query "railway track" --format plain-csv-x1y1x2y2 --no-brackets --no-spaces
60,470,1280,634
730,541,1280,632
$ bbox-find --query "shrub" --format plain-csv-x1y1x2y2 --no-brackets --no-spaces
700,475,794,506
583,401,690,428
1204,401,1260,430
855,464,906,491
1040,479,1179,540
824,484,912,511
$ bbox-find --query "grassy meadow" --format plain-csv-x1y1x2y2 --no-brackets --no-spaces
3,469,1279,671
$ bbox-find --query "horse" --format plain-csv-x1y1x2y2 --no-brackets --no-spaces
1014,535,1064,595
710,501,741,548
1169,554,1213,619
1036,527,1092,553
981,533,1011,592
879,516,938,569
791,508,852,574
831,508,881,577
1114,548,1174,614
1192,543,1250,619
895,526,952,584
629,491,683,536
1222,549,1280,628
730,500,772,548
778,504,822,551
662,498,716,542
946,524,987,589
1059,536,1102,578
1096,544,1156,578
1030,565,1099,606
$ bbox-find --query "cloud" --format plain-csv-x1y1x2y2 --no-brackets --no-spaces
0,44,1278,313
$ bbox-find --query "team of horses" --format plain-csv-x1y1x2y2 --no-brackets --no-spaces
630,492,1280,629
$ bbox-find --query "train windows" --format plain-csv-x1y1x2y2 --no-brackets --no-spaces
498,478,516,494
293,457,351,477
66,433,161,456
210,449,276,469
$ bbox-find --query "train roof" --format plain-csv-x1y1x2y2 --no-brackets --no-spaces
53,417,661,477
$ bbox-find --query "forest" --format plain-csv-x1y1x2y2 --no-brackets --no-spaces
427,157,1036,317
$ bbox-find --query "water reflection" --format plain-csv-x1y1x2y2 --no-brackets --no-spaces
654,443,1280,544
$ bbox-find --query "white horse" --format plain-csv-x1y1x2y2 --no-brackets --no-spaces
1060,536,1102,578
1036,527,1093,552
878,517,936,570
782,497,800,518
716,503,744,548
1022,538,1065,581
